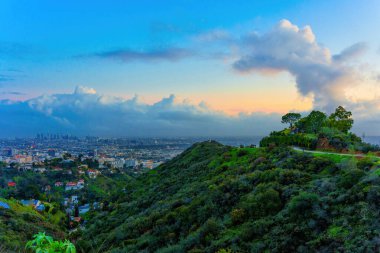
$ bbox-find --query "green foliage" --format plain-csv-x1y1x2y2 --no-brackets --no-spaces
240,187,281,218
262,106,378,153
260,133,317,149
296,110,327,134
26,232,76,253
75,141,380,252
287,192,320,218
0,198,64,251
230,208,246,224
216,249,233,253
328,106,354,133
281,112,301,128
337,169,365,189
327,225,349,240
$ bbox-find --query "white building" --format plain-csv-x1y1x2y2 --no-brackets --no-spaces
112,158,125,169
125,159,137,167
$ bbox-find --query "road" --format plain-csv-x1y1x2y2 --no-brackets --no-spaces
292,146,369,158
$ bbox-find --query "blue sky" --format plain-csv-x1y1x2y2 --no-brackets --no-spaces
1,0,380,136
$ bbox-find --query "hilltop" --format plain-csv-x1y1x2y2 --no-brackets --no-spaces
76,140,380,252
260,106,379,154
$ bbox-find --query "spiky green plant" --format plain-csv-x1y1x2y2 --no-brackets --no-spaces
25,232,76,253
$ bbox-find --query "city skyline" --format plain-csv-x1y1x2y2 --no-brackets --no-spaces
1,1,380,136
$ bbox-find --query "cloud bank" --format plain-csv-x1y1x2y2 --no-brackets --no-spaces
232,19,368,111
0,86,282,137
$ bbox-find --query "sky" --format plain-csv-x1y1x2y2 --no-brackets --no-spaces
1,0,380,137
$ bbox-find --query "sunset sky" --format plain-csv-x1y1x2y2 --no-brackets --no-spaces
1,0,380,137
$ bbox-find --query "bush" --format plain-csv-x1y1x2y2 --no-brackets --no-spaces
241,188,282,218
338,169,365,189
357,158,374,171
307,157,335,173
230,208,246,224
26,232,76,253
287,192,320,219
237,149,248,157
260,135,317,149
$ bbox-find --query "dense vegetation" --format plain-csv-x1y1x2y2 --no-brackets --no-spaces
76,141,380,252
260,106,379,153
0,159,131,252
0,159,131,203
0,198,64,252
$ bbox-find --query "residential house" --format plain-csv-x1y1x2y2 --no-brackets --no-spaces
77,179,85,186
21,199,45,211
21,199,41,207
87,169,100,179
71,195,79,204
55,181,64,187
35,204,45,211
65,182,78,191
79,204,90,214
0,201,10,209
7,182,16,187
73,216,82,223
33,167,46,173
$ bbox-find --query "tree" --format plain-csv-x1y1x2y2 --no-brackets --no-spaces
296,111,327,133
74,205,79,217
329,106,353,133
281,113,301,128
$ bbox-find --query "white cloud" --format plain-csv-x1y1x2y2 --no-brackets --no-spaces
232,19,370,111
74,86,97,94
0,86,282,137
333,42,367,63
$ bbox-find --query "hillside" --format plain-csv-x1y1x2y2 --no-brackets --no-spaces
76,141,380,252
0,159,133,252
0,198,65,252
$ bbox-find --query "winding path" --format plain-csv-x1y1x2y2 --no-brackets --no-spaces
292,146,370,158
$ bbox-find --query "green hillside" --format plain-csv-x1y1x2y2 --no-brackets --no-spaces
77,141,380,252
0,198,65,252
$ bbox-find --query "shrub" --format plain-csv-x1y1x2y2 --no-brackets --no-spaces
230,208,246,224
216,249,233,253
287,192,320,219
357,158,374,171
242,188,282,218
327,225,349,240
237,149,249,157
25,232,76,253
338,169,365,189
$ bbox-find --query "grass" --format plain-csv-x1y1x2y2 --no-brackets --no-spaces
0,198,65,228
0,198,45,218
311,153,353,163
